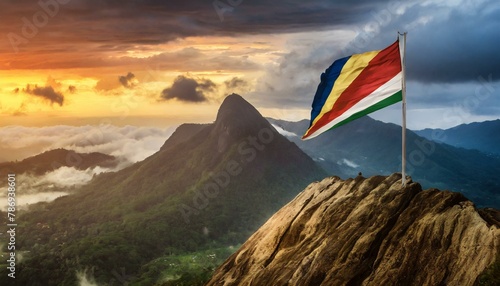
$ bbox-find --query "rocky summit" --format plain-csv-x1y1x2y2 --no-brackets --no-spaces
207,174,500,286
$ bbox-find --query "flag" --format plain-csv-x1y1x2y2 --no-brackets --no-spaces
302,40,403,140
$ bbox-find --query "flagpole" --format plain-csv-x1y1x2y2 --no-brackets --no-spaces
399,31,407,187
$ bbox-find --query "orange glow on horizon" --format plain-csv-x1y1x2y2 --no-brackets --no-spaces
0,33,290,127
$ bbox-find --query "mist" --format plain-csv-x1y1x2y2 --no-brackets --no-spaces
0,125,176,164
76,270,99,286
0,166,115,211
0,125,177,211
271,124,299,138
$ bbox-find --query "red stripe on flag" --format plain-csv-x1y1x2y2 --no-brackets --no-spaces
306,41,401,137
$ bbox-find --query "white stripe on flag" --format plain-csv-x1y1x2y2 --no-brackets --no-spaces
305,72,402,139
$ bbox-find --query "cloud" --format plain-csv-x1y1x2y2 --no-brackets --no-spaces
68,85,77,93
249,29,353,108
271,124,299,138
43,166,106,187
331,0,500,84
0,189,69,212
119,72,138,88
160,75,216,102
225,77,248,89
0,125,176,165
405,2,500,83
0,0,404,70
2,0,499,86
76,270,99,286
12,102,28,116
0,166,113,211
94,72,139,92
23,84,64,106
46,76,63,89
95,76,123,91
0,0,386,48
0,124,178,210
245,0,500,112
223,77,251,96
341,158,359,168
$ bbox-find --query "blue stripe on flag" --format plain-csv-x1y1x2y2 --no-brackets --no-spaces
309,56,351,126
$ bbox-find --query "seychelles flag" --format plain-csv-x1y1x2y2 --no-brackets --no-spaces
303,40,403,140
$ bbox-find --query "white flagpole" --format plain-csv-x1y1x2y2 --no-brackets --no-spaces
399,32,407,187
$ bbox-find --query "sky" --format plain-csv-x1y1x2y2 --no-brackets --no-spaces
1,0,499,130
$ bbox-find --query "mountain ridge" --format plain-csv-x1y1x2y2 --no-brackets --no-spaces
0,148,117,180
415,119,500,156
268,116,500,208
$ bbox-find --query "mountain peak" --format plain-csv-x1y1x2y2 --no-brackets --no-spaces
216,93,264,124
208,174,500,285
213,94,272,148
218,93,248,109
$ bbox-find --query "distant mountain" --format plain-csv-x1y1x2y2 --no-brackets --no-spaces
208,174,500,286
0,149,118,211
415,119,500,156
0,148,117,179
5,94,326,285
268,116,500,208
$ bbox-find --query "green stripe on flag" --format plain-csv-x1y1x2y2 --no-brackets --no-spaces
327,91,403,130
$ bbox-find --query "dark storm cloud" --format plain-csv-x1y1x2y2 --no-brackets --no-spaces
160,75,216,102
83,0,389,33
407,79,500,116
23,84,64,106
0,0,398,49
406,3,500,83
338,1,500,84
119,72,137,88
248,0,500,110
3,0,500,88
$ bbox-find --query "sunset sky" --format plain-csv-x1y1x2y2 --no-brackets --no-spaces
1,0,499,129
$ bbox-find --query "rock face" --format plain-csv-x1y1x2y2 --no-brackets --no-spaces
207,174,500,286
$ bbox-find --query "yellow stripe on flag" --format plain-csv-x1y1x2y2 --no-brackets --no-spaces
310,50,380,128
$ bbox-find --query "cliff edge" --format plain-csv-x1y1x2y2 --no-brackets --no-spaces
207,174,500,286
